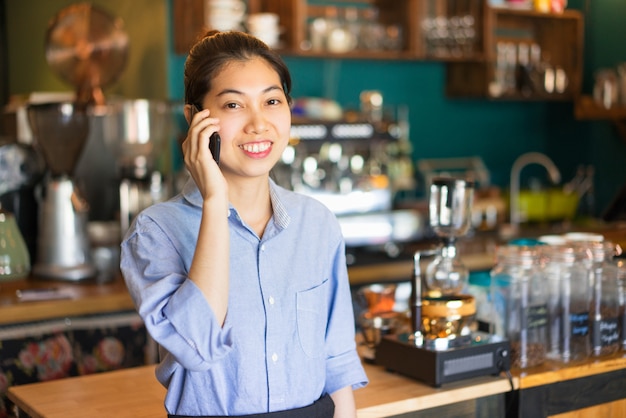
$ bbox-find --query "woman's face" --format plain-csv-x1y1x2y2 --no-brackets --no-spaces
200,56,291,181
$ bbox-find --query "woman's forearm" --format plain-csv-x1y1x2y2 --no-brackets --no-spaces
330,386,357,418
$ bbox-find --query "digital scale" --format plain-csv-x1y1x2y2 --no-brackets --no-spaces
375,332,511,387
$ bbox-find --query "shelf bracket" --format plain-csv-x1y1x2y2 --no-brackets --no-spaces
612,120,626,144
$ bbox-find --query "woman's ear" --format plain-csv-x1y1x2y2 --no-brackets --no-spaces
184,104,194,125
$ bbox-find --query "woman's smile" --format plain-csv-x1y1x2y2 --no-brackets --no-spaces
239,140,273,158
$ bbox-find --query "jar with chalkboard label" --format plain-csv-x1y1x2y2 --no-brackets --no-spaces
542,244,592,364
617,260,626,352
584,240,620,357
491,245,548,369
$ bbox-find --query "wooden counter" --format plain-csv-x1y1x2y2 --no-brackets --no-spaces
0,275,135,325
6,359,514,418
516,351,626,389
7,365,165,418
355,361,514,417
0,251,494,326
347,252,496,285
4,224,626,417
9,352,626,418
8,336,626,418
346,222,626,286
3,222,624,325
510,352,626,418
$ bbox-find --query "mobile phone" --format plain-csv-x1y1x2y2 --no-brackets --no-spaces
190,104,220,164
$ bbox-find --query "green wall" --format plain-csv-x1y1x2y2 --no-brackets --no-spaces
5,0,167,99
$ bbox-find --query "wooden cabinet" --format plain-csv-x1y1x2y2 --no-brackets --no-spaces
174,0,485,59
446,5,584,100
509,353,626,418
173,0,584,100
246,0,485,61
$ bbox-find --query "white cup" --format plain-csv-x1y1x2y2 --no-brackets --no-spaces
205,0,246,26
246,13,279,31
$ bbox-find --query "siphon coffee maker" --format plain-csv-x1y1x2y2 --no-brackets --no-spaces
421,177,476,345
375,177,510,387
27,102,97,280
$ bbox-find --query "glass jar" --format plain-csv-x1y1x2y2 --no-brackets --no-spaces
491,245,547,369
617,260,626,352
0,207,31,281
584,240,620,357
541,244,592,364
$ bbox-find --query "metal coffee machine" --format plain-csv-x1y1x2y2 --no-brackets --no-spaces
100,99,172,234
375,177,510,387
27,102,96,281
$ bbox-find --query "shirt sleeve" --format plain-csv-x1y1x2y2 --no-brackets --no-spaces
324,236,369,394
120,215,233,371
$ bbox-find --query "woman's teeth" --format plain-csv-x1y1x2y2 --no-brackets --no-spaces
241,142,271,153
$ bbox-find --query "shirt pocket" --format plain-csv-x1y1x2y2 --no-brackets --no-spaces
296,279,329,358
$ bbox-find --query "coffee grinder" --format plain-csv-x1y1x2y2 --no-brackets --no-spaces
27,102,97,280
375,177,510,387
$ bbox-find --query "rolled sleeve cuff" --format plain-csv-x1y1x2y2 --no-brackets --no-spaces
325,349,369,394
161,278,233,371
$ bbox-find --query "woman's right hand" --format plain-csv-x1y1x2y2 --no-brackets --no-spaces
182,107,228,203
182,106,231,325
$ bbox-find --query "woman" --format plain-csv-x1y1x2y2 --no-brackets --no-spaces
120,30,368,417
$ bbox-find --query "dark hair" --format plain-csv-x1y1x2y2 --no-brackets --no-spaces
184,30,292,107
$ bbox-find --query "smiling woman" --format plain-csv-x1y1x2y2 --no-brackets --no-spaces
120,30,368,417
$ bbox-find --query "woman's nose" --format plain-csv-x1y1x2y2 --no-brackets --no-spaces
245,111,269,134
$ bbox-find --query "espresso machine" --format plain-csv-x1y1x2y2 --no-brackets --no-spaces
375,177,510,387
27,102,97,281
271,118,423,262
100,99,172,235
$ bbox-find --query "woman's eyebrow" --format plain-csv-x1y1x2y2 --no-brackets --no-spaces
216,85,283,97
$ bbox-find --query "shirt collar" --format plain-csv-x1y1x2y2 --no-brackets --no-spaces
181,176,291,230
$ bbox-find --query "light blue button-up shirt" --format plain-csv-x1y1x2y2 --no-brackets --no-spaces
121,178,368,416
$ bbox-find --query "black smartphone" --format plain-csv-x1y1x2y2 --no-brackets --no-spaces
190,104,220,164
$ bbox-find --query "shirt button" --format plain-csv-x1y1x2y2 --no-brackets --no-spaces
260,244,266,251
272,353,278,362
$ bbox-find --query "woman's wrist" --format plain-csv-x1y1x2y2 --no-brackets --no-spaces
202,196,229,218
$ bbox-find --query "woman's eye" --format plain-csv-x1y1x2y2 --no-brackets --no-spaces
225,102,239,109
267,99,281,106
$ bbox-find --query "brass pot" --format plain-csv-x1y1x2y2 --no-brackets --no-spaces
421,294,476,339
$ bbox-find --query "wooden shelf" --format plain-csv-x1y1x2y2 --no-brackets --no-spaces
575,95,626,141
447,4,584,100
172,0,584,102
575,95,626,120
276,49,417,61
